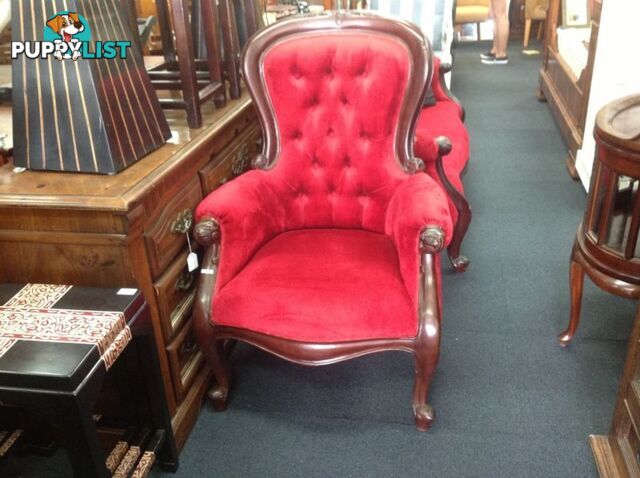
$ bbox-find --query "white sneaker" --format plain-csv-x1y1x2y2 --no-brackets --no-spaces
481,56,508,65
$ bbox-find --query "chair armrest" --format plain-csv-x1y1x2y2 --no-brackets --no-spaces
385,174,453,309
414,132,452,165
194,170,286,291
432,58,465,120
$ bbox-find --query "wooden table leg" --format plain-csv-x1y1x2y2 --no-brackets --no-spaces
58,376,109,478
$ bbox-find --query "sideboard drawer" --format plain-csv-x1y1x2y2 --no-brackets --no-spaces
154,249,200,342
144,177,202,279
166,317,204,403
200,125,262,195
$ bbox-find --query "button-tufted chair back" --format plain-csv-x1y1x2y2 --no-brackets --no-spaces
243,12,433,233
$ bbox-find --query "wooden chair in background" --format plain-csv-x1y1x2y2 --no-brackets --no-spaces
455,0,490,41
524,0,548,47
147,0,227,129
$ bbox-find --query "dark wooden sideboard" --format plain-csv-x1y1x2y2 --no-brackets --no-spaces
0,93,260,450
538,0,602,178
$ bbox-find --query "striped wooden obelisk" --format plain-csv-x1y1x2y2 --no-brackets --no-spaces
11,0,171,174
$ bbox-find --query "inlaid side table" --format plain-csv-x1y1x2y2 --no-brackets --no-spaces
0,284,179,477
559,94,640,346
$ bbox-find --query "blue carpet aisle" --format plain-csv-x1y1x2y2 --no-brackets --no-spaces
149,42,636,477
1,42,635,478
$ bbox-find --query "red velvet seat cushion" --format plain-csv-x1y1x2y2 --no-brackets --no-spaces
213,229,417,343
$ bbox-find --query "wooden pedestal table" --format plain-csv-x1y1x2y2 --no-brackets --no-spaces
560,93,640,346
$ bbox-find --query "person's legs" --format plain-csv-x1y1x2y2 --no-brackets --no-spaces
490,0,509,58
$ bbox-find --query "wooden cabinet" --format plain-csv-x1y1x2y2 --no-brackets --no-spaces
538,0,601,178
591,305,640,477
0,94,260,451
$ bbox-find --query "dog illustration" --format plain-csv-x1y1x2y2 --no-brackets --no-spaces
46,13,85,61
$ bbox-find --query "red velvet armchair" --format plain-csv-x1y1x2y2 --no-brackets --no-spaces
193,12,454,430
415,57,472,272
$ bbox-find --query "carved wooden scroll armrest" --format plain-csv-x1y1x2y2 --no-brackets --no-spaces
194,218,220,247
433,136,457,201
420,226,445,255
438,63,465,121
193,217,220,326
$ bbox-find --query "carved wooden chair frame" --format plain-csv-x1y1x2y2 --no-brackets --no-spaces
193,11,450,430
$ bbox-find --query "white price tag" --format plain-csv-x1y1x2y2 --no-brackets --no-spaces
187,252,199,272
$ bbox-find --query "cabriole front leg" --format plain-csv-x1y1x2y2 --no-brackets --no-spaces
193,217,231,410
558,245,585,347
434,136,471,272
413,226,444,431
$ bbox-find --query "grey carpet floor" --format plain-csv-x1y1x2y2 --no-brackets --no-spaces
3,41,637,477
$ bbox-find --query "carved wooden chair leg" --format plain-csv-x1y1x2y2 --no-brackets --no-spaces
412,348,439,431
559,247,585,347
195,317,231,410
219,0,242,99
202,0,227,108
413,231,442,431
193,218,231,410
434,136,471,272
170,0,202,128
206,341,231,410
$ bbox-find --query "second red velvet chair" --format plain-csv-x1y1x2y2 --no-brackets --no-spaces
415,57,472,272
193,11,454,430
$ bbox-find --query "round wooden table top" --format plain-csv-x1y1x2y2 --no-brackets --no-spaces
596,94,640,155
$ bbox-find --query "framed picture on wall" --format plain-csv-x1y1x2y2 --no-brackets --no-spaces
562,0,591,27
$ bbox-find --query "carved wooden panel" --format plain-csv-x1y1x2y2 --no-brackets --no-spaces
199,124,262,194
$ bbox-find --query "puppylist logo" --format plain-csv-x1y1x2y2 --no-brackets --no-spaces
11,11,131,61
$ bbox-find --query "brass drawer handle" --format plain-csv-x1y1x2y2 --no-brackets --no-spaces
171,209,193,235
175,270,195,292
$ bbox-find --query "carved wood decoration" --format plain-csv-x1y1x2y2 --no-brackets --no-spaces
11,0,170,174
193,12,448,431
